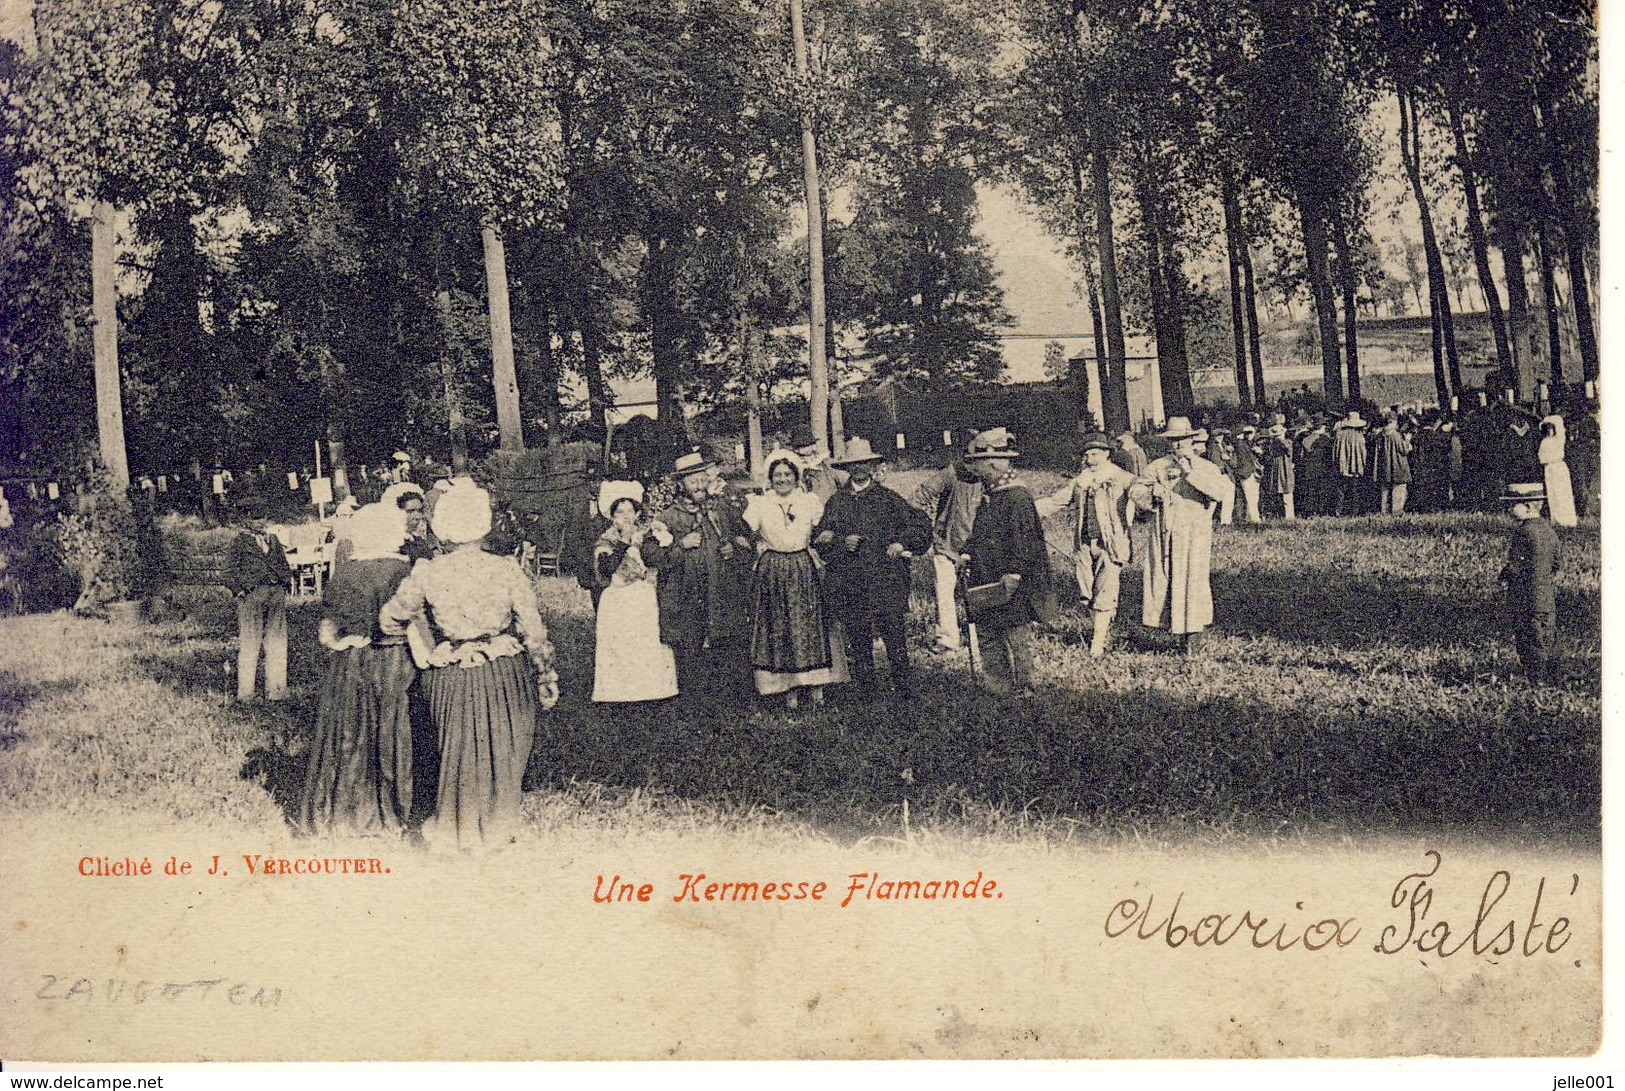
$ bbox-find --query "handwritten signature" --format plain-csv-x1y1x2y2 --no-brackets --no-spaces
1104,851,1579,959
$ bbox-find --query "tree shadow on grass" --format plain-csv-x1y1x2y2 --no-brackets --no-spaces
0,669,89,755
533,653,1600,846
98,571,1598,847
1208,564,1598,665
123,603,335,830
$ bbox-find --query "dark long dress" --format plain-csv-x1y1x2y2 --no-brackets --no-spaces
301,557,416,836
379,551,553,852
744,490,843,692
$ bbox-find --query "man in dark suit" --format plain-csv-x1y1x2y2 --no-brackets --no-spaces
813,437,931,697
645,450,755,708
1498,481,1562,682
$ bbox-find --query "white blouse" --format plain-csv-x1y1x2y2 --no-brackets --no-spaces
744,489,825,553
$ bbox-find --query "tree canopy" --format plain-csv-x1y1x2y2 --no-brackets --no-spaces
0,0,1598,480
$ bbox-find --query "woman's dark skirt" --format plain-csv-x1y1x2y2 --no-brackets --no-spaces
301,644,417,836
751,550,832,674
420,652,538,852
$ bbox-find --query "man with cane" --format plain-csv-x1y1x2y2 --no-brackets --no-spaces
957,428,1054,695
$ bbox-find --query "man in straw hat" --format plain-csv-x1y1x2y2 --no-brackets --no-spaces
1497,481,1561,683
1331,407,1369,515
1035,432,1135,658
813,436,931,697
644,449,755,709
960,428,1054,692
1262,421,1295,520
1129,416,1230,654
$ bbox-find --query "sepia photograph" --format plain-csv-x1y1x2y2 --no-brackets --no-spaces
0,0,1607,1069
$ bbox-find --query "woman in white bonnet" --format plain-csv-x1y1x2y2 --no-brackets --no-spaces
743,448,846,709
1539,414,1577,528
379,478,558,851
302,502,418,836
590,480,679,704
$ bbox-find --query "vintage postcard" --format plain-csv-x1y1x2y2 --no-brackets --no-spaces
0,0,1610,1069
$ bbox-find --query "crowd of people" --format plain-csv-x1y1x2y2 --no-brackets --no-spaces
204,391,1593,852
1194,397,1595,525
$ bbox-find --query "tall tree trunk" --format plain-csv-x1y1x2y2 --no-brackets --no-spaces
1398,89,1461,393
569,276,611,439
1153,196,1193,413
534,306,562,447
1089,138,1129,433
741,311,765,481
90,201,129,489
482,224,524,452
1134,156,1192,414
645,232,686,455
1330,209,1362,404
326,422,349,502
1538,100,1599,382
146,201,214,467
1222,172,1252,406
1535,215,1564,384
433,248,470,471
1296,194,1343,401
1070,155,1107,429
789,0,830,456
1448,100,1513,380
1239,239,1267,407
829,349,846,453
1429,274,1449,408
1495,211,1537,400
1083,270,1106,425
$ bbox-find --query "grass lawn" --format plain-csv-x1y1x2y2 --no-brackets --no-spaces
0,504,1600,850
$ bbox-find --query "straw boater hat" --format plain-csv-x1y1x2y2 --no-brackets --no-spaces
597,479,644,520
347,502,408,562
1268,423,1287,439
672,449,715,478
1499,482,1547,504
963,427,1021,460
1338,409,1366,428
430,479,493,544
829,436,885,467
1158,416,1198,441
1080,431,1113,453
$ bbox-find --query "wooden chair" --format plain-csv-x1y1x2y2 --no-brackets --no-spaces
533,522,566,577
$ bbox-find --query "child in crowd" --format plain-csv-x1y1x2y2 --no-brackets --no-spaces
1497,481,1562,682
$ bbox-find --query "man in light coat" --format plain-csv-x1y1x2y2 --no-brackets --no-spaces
912,450,984,652
1130,417,1231,654
1035,432,1137,657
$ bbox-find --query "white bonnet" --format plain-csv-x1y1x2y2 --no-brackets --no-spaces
431,479,494,544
